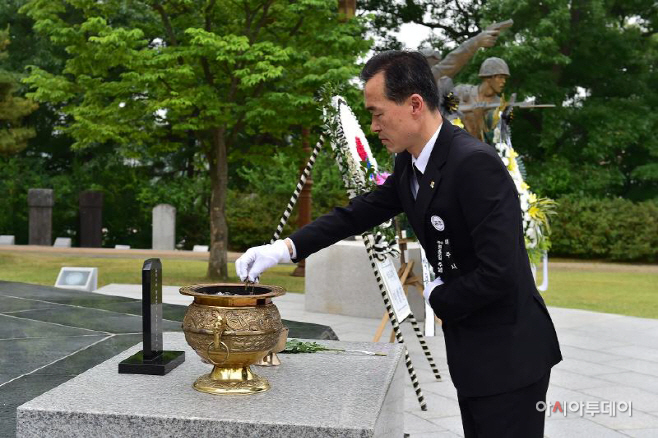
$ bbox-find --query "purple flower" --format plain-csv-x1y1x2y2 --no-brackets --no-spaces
374,172,391,185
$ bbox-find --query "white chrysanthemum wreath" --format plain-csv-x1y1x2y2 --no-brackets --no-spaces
492,125,555,264
322,94,396,258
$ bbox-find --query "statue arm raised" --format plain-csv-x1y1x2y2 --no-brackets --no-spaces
433,36,482,80
432,19,513,81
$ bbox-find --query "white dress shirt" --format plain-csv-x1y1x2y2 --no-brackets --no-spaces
411,124,442,198
412,124,445,300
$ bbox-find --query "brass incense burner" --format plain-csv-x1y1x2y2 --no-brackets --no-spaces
179,283,287,395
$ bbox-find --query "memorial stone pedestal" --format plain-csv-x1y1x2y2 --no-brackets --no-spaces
53,237,71,247
27,189,54,246
305,240,427,320
152,204,176,251
17,333,404,438
0,235,15,245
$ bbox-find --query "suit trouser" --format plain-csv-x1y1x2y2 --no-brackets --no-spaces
457,371,551,438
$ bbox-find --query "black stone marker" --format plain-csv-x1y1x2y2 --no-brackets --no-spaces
79,190,103,247
28,188,54,246
119,258,185,375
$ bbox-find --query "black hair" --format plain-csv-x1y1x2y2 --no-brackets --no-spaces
360,50,440,112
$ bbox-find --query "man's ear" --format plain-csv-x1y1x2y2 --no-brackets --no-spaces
410,94,424,116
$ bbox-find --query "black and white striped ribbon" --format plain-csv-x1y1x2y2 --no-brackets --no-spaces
270,136,324,243
407,313,442,380
364,233,428,411
416,249,442,378
371,232,400,261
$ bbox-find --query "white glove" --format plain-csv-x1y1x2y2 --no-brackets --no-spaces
423,277,444,304
235,239,291,282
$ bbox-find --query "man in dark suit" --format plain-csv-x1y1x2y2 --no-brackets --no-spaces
236,50,562,438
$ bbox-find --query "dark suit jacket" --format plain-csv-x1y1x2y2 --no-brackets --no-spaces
290,119,562,397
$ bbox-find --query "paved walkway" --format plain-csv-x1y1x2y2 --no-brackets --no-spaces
96,284,658,437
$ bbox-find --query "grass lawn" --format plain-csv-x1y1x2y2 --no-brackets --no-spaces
540,268,658,319
0,252,656,318
0,252,306,293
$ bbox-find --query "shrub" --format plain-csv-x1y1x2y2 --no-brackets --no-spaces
550,196,658,262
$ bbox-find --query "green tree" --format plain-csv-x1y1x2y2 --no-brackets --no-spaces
21,0,370,279
0,25,38,155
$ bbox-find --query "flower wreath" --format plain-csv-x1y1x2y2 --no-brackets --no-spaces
337,99,379,179
321,93,397,259
329,95,391,191
492,119,556,265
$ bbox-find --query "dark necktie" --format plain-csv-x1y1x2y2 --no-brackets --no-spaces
413,163,423,184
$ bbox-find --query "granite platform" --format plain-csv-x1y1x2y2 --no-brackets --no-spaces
0,281,337,437
17,333,405,438
6,269,658,437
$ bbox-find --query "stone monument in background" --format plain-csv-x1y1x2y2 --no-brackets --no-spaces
53,237,72,248
79,190,103,247
152,204,175,251
28,189,54,246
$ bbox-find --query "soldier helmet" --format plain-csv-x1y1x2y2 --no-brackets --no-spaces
420,48,442,64
478,57,510,77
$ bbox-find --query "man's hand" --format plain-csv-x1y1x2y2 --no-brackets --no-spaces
423,277,444,304
235,239,291,283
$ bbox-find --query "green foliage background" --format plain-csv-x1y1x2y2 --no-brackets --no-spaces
550,196,658,262
0,25,38,155
0,0,655,263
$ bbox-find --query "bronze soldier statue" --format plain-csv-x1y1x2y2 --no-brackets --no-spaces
421,20,514,141
453,57,510,142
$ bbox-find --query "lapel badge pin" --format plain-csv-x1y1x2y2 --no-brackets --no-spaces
430,181,435,188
